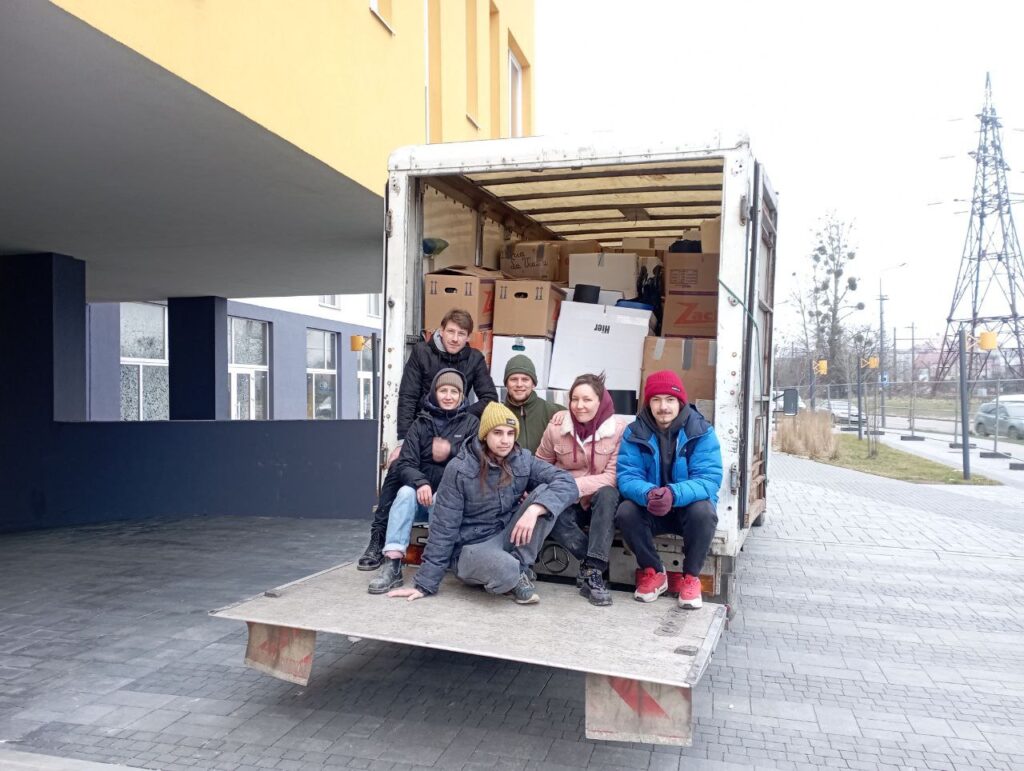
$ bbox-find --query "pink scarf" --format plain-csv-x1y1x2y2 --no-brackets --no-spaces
570,391,615,473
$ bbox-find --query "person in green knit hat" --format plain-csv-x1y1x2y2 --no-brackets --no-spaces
502,354,565,453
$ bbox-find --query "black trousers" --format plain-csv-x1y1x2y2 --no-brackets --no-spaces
549,485,620,568
368,464,402,534
614,498,718,576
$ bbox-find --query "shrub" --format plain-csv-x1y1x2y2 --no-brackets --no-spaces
775,410,837,460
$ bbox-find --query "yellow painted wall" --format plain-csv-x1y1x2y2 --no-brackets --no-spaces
53,0,535,194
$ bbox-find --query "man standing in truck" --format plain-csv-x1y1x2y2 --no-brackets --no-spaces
358,308,499,571
614,370,722,609
502,354,564,453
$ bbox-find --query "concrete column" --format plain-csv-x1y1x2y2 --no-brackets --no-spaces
86,302,122,421
0,253,86,425
168,296,229,420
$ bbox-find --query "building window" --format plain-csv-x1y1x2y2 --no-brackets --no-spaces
120,302,169,421
367,293,382,317
306,329,338,420
319,295,340,309
357,342,379,420
228,317,269,420
508,48,523,138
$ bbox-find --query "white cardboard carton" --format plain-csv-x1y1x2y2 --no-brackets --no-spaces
568,286,625,306
549,301,652,392
490,336,554,390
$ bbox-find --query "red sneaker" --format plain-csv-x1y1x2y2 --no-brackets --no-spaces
634,567,668,603
678,574,703,609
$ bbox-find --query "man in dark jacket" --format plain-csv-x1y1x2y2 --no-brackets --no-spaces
358,308,497,570
615,370,722,610
503,354,564,453
368,369,478,594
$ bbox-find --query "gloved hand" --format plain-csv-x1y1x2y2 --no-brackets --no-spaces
647,487,673,516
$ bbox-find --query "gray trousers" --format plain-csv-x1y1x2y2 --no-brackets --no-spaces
455,501,558,596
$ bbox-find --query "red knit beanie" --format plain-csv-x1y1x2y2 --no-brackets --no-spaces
644,370,688,405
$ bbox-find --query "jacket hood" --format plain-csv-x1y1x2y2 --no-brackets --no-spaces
558,413,619,442
423,367,468,418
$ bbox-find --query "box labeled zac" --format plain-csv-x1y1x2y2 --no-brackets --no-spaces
424,265,502,331
493,280,566,339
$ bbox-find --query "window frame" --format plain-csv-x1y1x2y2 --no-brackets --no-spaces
508,48,523,138
319,294,341,309
367,293,382,318
119,302,169,421
228,316,271,421
306,328,339,420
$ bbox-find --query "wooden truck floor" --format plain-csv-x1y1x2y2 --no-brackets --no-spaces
210,562,727,746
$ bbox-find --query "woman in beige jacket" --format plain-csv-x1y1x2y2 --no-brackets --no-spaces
536,373,627,606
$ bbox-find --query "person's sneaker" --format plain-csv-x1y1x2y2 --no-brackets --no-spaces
506,572,540,605
367,558,403,594
633,567,668,603
677,574,703,609
579,567,612,607
357,528,386,571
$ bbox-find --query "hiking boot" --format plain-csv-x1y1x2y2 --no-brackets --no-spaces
367,558,403,594
506,572,540,605
357,528,386,571
677,574,703,609
634,567,668,603
579,567,612,607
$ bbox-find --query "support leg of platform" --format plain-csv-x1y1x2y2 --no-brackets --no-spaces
243,622,316,686
584,673,694,746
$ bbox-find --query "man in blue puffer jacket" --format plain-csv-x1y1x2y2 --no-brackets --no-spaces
615,370,722,609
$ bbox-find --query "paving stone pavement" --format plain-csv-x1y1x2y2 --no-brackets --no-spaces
1,455,1023,770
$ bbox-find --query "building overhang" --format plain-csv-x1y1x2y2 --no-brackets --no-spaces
0,0,384,301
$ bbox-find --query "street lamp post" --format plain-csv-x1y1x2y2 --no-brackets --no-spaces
878,263,907,429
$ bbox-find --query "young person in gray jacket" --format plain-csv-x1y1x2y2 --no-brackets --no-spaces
388,402,578,605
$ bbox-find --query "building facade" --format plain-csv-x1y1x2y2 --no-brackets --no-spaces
0,1,536,531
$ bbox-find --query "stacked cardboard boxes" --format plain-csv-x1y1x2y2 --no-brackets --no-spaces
424,265,504,365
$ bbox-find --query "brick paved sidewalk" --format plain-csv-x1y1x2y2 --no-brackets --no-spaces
1,454,1022,770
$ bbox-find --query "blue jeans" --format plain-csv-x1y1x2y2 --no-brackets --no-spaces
383,485,433,555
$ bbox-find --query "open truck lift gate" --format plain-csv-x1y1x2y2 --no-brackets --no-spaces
212,133,775,747
211,564,726,746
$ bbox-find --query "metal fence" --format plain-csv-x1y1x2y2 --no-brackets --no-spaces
777,377,1024,469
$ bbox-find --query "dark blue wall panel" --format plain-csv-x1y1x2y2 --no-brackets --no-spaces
87,303,121,421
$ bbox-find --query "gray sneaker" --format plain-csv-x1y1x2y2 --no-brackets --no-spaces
579,567,612,606
507,572,539,605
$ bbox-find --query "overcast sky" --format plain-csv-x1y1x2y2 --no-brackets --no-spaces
534,0,1024,351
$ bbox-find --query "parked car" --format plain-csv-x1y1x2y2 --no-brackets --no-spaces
825,399,866,426
974,401,1024,440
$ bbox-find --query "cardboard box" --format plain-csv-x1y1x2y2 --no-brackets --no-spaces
559,240,603,283
700,218,721,254
424,265,502,330
491,336,554,389
663,252,719,294
568,252,639,298
501,241,561,281
549,301,652,392
621,237,680,251
568,286,624,306
641,337,717,403
470,328,494,367
695,399,715,424
663,294,718,338
493,280,566,338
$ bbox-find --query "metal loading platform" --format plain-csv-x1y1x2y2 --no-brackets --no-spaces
211,562,726,746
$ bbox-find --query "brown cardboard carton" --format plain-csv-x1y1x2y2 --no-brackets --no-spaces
568,252,639,298
663,294,718,338
622,235,695,251
700,218,722,254
663,252,719,294
493,280,566,339
423,265,503,331
501,241,561,281
641,337,716,403
470,328,494,367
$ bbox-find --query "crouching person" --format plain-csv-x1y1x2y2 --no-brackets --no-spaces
368,369,478,593
388,403,578,605
615,371,722,608
536,373,626,606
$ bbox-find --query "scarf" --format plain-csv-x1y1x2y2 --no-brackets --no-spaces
639,406,687,485
570,390,616,473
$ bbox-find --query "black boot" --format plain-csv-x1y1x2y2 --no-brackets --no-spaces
368,558,403,594
579,566,612,606
357,527,386,571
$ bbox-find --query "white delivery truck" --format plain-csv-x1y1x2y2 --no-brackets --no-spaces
212,133,778,747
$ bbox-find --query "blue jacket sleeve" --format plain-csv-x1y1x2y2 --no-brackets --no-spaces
413,461,465,595
668,429,723,508
616,430,657,507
